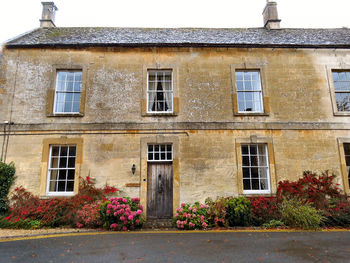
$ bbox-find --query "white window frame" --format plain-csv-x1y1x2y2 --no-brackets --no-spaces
53,70,82,114
241,144,271,194
147,70,173,114
147,144,173,162
332,71,350,112
46,145,77,196
344,143,350,187
235,70,264,113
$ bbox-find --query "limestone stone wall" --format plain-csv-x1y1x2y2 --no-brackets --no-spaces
0,46,349,213
1,130,348,205
1,47,349,124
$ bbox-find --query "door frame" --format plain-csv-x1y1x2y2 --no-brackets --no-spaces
140,136,180,218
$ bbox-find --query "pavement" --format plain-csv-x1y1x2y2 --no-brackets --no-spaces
0,230,350,263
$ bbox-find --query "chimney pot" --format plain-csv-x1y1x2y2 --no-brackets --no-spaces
40,2,58,28
263,1,281,29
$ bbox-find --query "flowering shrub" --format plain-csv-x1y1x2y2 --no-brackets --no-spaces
75,202,102,228
324,199,350,227
277,171,341,210
249,197,280,226
205,197,228,227
3,176,118,228
173,202,209,229
100,197,144,231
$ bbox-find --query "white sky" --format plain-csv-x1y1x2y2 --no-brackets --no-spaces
1,0,350,44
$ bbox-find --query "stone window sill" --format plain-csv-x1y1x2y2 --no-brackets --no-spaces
142,112,178,117
234,112,269,117
333,112,350,116
47,113,84,117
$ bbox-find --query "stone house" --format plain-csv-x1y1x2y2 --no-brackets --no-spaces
0,2,349,219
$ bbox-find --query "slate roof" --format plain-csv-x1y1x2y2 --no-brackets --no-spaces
5,27,350,48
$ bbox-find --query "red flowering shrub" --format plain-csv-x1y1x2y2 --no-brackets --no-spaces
249,197,280,226
75,203,102,228
324,199,350,227
173,202,209,229
277,171,341,210
100,197,144,231
5,176,119,227
205,197,228,227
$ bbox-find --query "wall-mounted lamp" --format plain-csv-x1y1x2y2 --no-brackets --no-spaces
131,164,136,175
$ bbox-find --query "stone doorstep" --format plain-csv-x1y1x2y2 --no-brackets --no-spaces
143,219,175,229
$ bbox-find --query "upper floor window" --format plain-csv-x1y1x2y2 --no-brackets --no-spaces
147,70,173,113
241,144,270,194
235,71,264,113
54,71,82,114
332,71,350,112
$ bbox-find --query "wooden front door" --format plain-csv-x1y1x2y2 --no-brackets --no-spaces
147,162,173,219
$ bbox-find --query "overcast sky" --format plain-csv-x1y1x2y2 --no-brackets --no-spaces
1,0,350,44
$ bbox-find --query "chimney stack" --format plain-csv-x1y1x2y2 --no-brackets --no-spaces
40,2,58,28
262,1,281,30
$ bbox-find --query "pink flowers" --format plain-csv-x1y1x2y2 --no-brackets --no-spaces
174,202,209,230
103,197,144,231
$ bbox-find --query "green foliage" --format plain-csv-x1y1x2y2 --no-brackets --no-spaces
0,217,41,229
262,220,285,229
0,161,16,215
279,198,325,229
225,197,251,227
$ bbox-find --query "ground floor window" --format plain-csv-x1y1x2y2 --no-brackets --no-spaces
241,144,270,194
47,145,76,195
344,143,350,186
148,144,172,162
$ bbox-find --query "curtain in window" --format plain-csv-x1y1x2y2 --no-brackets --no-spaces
148,77,157,111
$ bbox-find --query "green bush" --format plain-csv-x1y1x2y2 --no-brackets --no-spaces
0,217,41,229
262,219,285,229
279,198,324,229
226,197,251,227
205,197,228,227
0,161,16,215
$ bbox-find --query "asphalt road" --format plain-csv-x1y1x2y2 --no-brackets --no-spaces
0,231,350,263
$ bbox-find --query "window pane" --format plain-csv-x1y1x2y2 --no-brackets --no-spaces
68,157,76,168
61,147,68,156
236,81,244,91
148,153,153,160
242,156,249,166
336,93,350,112
49,170,58,181
260,179,269,190
251,179,260,190
67,72,74,81
167,152,172,160
69,147,76,156
57,72,66,81
250,145,257,155
58,170,67,180
66,81,74,91
167,145,172,152
161,145,166,152
259,156,267,166
243,179,251,190
251,168,259,178
259,168,268,178
155,153,159,160
67,170,75,180
242,168,250,178
72,101,80,113
236,71,243,81
161,152,166,160
59,157,67,168
51,157,59,168
57,181,66,192
155,145,159,151
66,181,74,192
49,181,57,192
148,145,153,152
241,145,249,154
51,146,60,156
